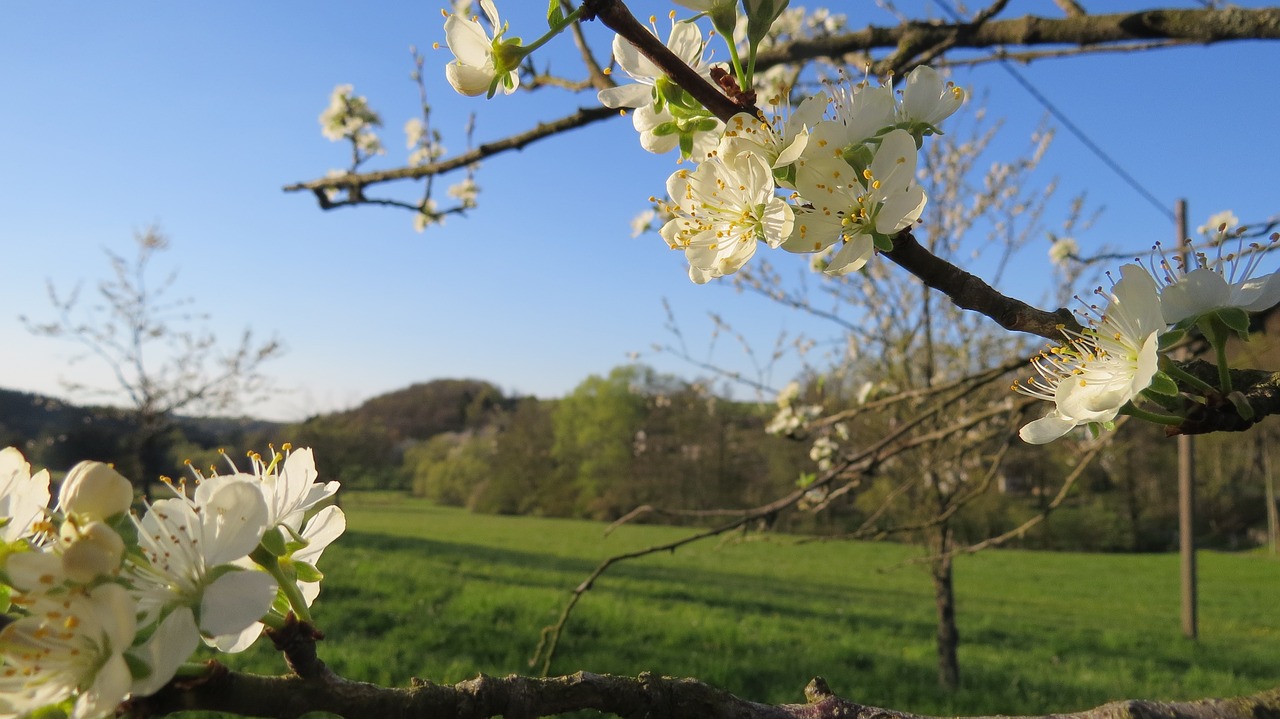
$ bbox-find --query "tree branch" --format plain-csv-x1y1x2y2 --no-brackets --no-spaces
130,642,1280,719
754,7,1280,72
883,229,1079,341
282,106,618,198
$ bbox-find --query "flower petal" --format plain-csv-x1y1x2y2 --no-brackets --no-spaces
198,569,278,638
130,608,200,697
597,83,652,109
1018,413,1078,444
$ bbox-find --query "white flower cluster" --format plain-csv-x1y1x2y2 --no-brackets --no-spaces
405,117,447,167
650,65,962,283
436,2,961,283
764,381,823,436
1014,221,1280,443
598,16,724,157
319,84,384,158
0,446,344,719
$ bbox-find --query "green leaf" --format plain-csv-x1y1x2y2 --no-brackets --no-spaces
271,591,292,616
32,695,76,719
1157,329,1186,352
293,561,324,584
872,233,895,252
125,652,153,680
546,0,564,27
1146,371,1180,397
656,77,686,112
679,132,694,159
110,512,139,548
1215,306,1252,337
1227,391,1255,420
651,121,679,137
260,527,288,557
692,117,721,134
796,471,816,488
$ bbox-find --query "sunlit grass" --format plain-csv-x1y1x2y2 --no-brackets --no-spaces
221,493,1280,716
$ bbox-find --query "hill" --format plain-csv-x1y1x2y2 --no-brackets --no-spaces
314,378,516,442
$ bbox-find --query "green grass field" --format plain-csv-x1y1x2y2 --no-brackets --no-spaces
223,493,1280,716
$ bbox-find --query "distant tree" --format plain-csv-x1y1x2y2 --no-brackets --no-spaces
407,431,496,505
474,397,560,514
22,227,283,493
551,366,651,519
290,412,405,489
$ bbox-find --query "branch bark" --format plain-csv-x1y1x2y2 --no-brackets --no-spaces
754,7,1280,72
130,648,1280,719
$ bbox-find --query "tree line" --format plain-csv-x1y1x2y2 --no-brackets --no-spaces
6,366,1272,554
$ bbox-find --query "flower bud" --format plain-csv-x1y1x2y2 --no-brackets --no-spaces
60,520,125,583
59,461,134,520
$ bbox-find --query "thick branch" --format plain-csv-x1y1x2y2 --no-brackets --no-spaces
1172,360,1280,435
582,0,754,122
755,7,1280,71
883,230,1079,341
132,661,1280,719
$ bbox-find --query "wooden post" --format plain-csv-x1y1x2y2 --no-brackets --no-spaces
1176,198,1198,640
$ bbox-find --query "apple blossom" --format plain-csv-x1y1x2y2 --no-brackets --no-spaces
1154,230,1280,326
128,479,277,652
59,519,125,583
443,0,522,97
1049,236,1078,267
0,583,136,719
718,91,827,178
805,79,897,156
1196,210,1239,237
898,65,965,132
597,17,715,111
319,84,383,154
1014,265,1165,444
784,129,926,275
0,446,50,543
659,151,794,283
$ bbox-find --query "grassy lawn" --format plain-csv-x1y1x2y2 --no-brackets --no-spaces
221,493,1280,716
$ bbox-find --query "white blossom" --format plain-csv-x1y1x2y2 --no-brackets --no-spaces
784,129,925,275
597,18,714,110
632,103,722,158
318,84,383,156
443,0,521,97
718,92,827,177
0,583,136,719
1015,265,1165,444
128,479,276,652
1154,230,1280,325
898,65,964,131
659,151,794,283
1049,236,1078,267
0,446,50,543
1196,209,1239,237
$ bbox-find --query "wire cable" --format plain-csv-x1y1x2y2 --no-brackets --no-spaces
931,0,1176,223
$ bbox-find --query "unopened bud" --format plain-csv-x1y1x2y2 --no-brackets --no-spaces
60,520,125,583
59,461,134,520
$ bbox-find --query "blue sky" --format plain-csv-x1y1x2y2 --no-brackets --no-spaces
2,1,1277,422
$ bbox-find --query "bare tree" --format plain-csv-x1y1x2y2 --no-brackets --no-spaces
21,227,283,491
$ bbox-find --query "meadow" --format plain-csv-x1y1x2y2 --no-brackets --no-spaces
222,493,1280,716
